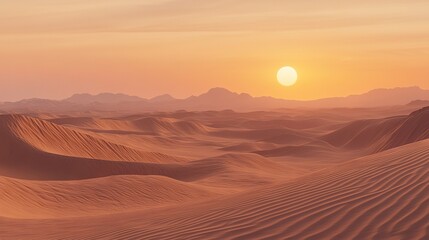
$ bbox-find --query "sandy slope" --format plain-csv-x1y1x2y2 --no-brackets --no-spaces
1,139,428,239
0,115,183,163
50,116,210,135
0,114,296,185
379,106,429,151
0,175,220,219
134,140,429,240
1,106,428,239
322,106,429,153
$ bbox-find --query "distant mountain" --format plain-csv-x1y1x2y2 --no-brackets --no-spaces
310,86,429,108
177,87,256,110
0,98,81,113
175,86,429,110
407,99,429,106
1,86,428,113
149,94,176,103
65,93,145,104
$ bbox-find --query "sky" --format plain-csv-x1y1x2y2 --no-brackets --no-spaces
0,0,428,101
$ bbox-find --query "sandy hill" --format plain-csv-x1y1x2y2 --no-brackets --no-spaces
321,117,404,150
1,107,429,239
0,114,182,163
129,139,429,240
0,114,292,186
0,175,219,219
50,116,210,135
322,106,429,152
1,137,428,239
378,106,429,151
132,117,209,135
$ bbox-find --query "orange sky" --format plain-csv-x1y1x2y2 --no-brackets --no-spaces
0,0,428,101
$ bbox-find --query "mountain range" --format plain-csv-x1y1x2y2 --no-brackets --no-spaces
1,86,429,113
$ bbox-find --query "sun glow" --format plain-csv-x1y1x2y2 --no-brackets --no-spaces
277,66,298,87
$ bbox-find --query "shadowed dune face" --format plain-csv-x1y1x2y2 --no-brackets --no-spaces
321,107,429,153
321,117,405,150
379,106,429,151
1,106,429,239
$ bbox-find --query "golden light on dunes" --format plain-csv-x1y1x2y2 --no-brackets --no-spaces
277,66,298,87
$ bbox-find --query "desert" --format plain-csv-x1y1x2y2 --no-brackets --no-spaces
2,1,429,239
1,89,429,239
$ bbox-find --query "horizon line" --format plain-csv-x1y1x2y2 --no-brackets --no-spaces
1,85,426,103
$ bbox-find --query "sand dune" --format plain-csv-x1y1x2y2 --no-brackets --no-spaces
1,106,428,239
0,115,290,185
0,114,183,163
220,142,279,152
0,136,217,181
190,153,293,188
127,139,429,240
322,117,403,150
133,117,209,135
1,138,428,239
212,128,315,144
255,143,336,158
379,106,429,151
240,118,334,130
322,107,429,152
0,175,219,219
0,133,285,184
51,116,210,135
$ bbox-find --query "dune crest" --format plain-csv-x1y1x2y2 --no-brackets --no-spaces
51,116,210,135
379,106,429,151
0,114,183,163
322,107,429,153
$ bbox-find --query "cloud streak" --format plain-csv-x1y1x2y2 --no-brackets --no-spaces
1,0,428,34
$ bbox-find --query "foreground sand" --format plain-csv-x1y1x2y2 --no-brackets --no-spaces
1,106,428,239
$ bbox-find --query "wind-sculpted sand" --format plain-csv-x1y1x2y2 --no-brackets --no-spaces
1,106,428,239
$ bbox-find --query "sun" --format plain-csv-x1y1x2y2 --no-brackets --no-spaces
277,66,298,87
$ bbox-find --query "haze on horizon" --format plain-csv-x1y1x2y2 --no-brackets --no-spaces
1,0,428,101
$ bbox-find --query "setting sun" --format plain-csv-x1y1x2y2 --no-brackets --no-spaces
277,66,298,87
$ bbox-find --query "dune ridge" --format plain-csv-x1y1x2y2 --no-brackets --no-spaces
322,107,429,153
0,115,292,186
0,114,183,163
50,116,210,135
378,106,429,151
